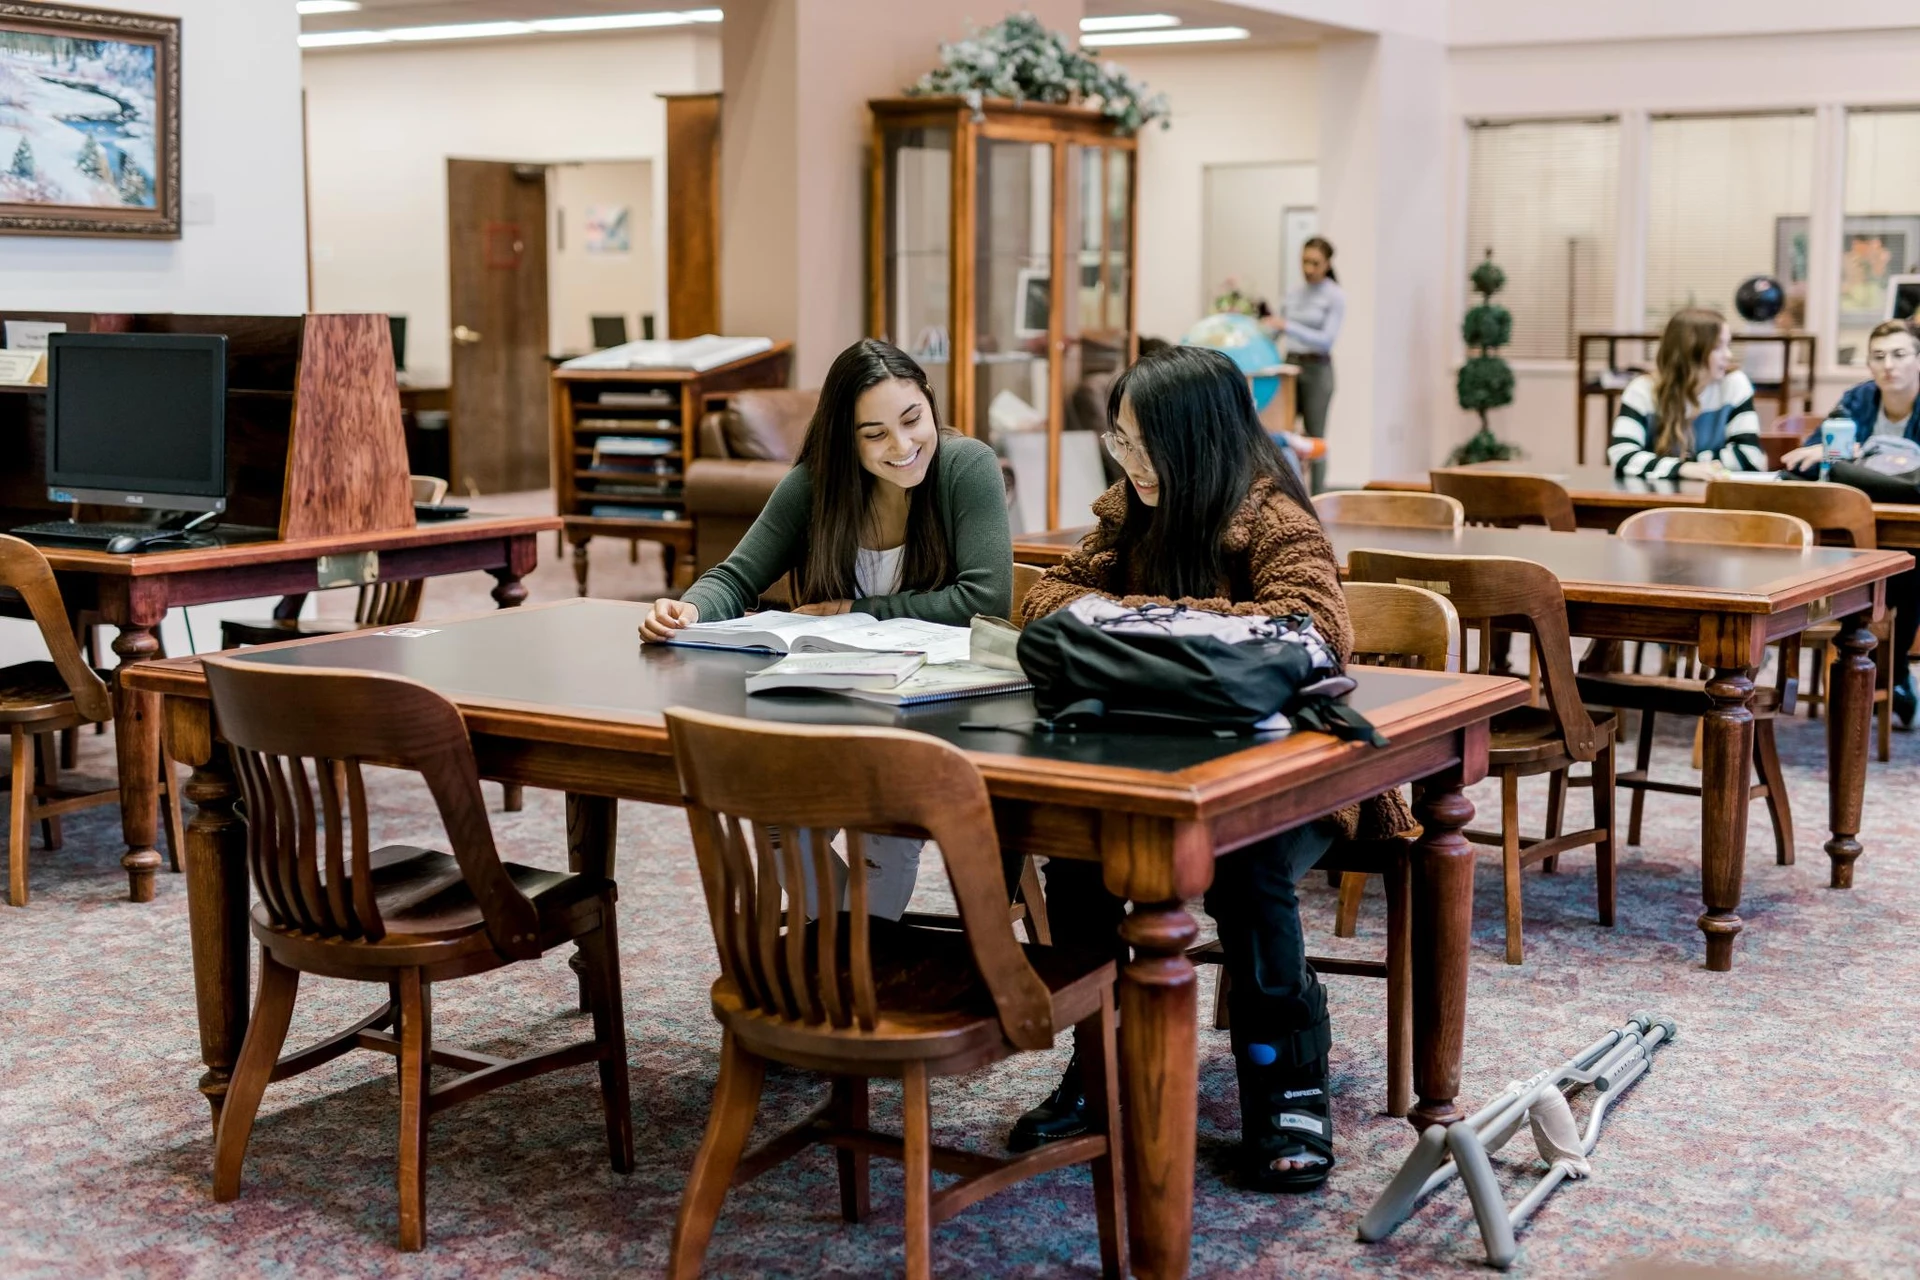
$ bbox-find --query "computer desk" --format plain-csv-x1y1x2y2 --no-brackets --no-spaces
5,512,557,902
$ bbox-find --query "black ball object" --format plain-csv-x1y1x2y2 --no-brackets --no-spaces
1735,274,1785,324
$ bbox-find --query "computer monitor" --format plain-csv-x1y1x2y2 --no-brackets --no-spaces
388,314,408,372
590,314,629,349
45,332,229,513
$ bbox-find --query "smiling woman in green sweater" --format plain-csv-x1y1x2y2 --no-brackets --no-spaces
640,337,1013,920
641,338,1012,635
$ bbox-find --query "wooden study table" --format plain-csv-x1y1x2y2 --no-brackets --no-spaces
1013,522,1912,970
28,512,556,902
1364,463,1920,552
125,597,1528,1280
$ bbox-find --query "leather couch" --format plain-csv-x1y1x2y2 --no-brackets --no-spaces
684,388,819,583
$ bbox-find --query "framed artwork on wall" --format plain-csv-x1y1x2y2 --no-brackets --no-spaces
0,2,180,238
1775,214,1920,328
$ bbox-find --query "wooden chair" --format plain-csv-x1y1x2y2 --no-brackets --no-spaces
1348,551,1618,965
1579,508,1811,867
200,658,631,1252
1704,478,1894,761
1312,489,1465,530
410,474,450,504
663,709,1125,1280
1429,468,1577,532
1,536,120,906
1011,562,1045,622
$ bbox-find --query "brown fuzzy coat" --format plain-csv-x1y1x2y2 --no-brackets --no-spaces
1020,476,1417,841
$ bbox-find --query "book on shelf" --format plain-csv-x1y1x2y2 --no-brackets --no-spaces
589,504,680,520
663,612,973,663
563,335,774,374
744,650,926,694
590,436,677,467
577,416,678,432
592,390,677,410
586,480,682,497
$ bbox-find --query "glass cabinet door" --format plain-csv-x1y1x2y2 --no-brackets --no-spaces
878,125,954,422
973,136,1052,534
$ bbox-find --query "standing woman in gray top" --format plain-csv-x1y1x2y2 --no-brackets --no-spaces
1265,236,1344,493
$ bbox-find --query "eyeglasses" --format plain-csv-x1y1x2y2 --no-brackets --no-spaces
1100,431,1142,462
1867,347,1918,366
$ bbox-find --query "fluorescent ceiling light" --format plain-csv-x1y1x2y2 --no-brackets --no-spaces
1080,13,1178,32
1081,25,1249,46
683,8,723,19
530,11,701,32
298,29,388,46
296,0,361,13
386,20,536,40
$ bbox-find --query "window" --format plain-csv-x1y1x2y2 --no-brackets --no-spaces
1839,108,1920,366
1465,118,1619,359
1645,112,1813,332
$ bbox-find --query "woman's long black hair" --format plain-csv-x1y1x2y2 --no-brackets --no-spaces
792,338,954,604
1108,344,1316,600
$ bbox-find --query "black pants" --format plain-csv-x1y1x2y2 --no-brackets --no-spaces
1036,820,1338,1049
1891,566,1920,685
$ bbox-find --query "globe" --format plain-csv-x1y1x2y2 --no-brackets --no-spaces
1734,274,1785,324
1182,312,1284,411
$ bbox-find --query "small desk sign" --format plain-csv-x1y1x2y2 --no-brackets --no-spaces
3,319,65,351
0,350,46,386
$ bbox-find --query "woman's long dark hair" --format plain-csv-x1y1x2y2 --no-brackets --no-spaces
1108,344,1316,600
792,338,954,604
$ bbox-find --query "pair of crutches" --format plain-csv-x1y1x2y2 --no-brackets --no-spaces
1358,1011,1678,1269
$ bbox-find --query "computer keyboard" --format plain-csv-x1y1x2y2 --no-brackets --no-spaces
11,520,181,548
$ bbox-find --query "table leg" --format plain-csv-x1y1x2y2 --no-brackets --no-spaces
567,792,617,1011
1825,613,1875,890
1409,778,1475,1131
489,566,528,609
1699,667,1756,971
111,623,163,902
175,708,250,1129
570,536,591,598
1118,899,1197,1280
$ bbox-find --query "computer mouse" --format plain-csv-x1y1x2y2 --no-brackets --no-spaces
105,534,143,554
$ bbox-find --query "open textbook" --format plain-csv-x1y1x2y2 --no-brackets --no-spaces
670,611,1031,703
664,611,975,665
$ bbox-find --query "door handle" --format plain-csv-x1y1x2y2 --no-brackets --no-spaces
453,325,483,344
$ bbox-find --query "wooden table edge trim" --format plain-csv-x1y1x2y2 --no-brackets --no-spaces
39,514,561,577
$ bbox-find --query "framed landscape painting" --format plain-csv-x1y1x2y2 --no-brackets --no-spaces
0,3,180,238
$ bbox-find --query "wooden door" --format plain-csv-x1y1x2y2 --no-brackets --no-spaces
447,159,551,494
661,93,721,339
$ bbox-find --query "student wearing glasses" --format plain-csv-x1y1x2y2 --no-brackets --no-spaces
1782,318,1920,725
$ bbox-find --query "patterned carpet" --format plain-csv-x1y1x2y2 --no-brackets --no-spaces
2,497,1916,1278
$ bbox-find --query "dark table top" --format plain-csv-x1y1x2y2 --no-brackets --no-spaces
127,599,1529,809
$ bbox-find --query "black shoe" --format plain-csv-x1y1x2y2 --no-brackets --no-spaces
1008,1054,1088,1152
1895,673,1916,730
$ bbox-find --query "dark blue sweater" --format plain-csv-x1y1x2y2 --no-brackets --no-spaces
1805,381,1920,447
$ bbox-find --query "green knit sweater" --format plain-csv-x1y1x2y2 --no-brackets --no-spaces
680,433,1013,625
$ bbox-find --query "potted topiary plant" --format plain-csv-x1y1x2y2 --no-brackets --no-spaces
1450,250,1521,464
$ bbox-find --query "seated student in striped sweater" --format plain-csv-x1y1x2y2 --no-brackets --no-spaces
1608,307,1766,481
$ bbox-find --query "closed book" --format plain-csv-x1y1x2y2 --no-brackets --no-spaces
745,650,926,694
842,661,1032,706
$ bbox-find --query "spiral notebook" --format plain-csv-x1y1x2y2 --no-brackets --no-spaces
842,661,1031,707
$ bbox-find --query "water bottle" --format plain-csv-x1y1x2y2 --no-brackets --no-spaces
1821,418,1856,479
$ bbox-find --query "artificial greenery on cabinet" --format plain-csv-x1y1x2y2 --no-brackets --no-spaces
905,12,1169,134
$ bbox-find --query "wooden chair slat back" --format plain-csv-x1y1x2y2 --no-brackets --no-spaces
665,708,1055,1050
1429,469,1578,532
1011,563,1044,627
1314,490,1464,530
1616,507,1812,549
1705,478,1876,548
0,535,111,722
1342,581,1461,671
1347,550,1602,759
354,579,426,627
202,658,540,957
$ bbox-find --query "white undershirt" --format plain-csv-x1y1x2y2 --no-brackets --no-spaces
855,545,904,597
1875,404,1910,438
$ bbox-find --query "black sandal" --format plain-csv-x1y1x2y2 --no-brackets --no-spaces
1234,1020,1335,1193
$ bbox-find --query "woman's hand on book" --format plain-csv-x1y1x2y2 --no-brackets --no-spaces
640,597,700,642
792,599,854,617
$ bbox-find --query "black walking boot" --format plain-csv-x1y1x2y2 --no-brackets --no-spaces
1894,670,1916,730
1233,1015,1335,1193
1008,1052,1089,1152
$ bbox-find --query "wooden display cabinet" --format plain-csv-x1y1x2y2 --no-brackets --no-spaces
550,343,792,593
868,97,1138,531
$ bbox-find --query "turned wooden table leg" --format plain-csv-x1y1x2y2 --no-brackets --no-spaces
1118,899,1198,1280
1409,776,1475,1131
567,792,617,1012
570,536,592,598
1699,667,1757,971
170,699,250,1130
1825,612,1876,890
489,567,528,609
111,623,164,902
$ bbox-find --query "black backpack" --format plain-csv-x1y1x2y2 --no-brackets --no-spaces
1015,598,1387,745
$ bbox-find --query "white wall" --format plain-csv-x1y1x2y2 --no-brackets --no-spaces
1121,45,1319,343
302,32,721,386
548,160,655,356
0,0,306,314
